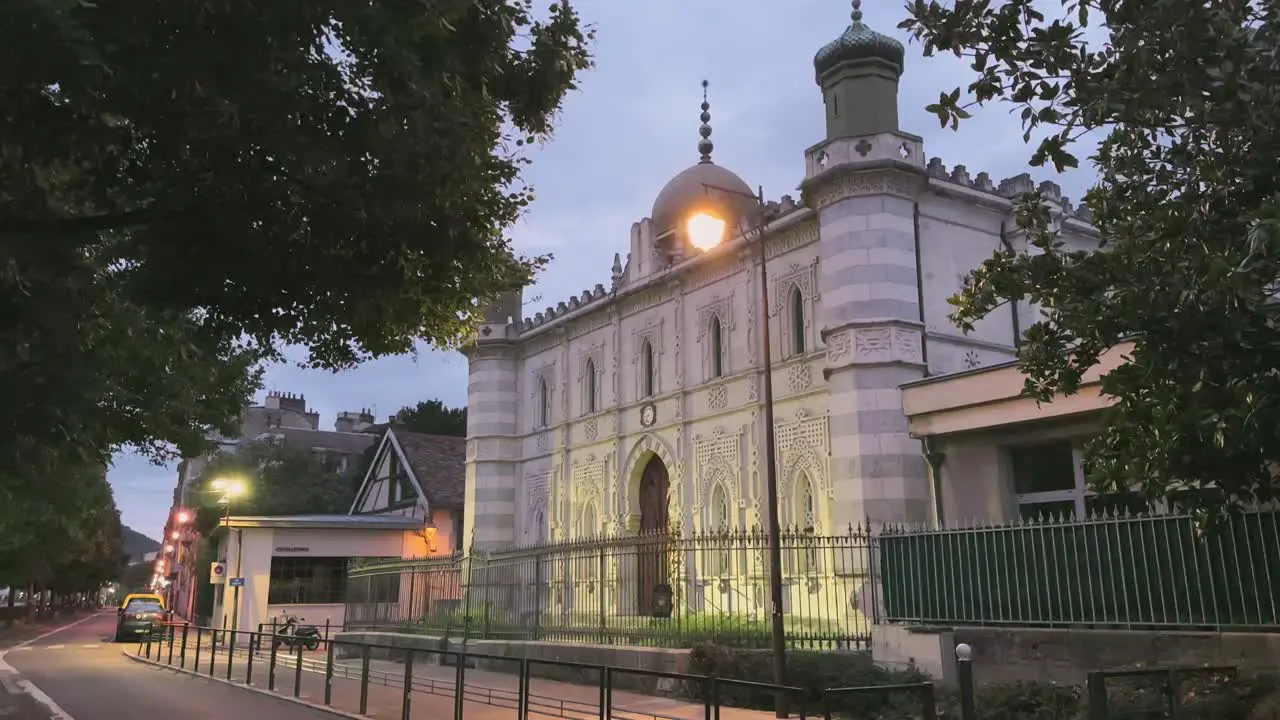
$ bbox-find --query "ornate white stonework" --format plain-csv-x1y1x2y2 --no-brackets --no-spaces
460,31,1098,550
826,325,925,368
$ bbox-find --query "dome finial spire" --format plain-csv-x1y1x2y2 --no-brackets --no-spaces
697,79,714,164
851,0,863,24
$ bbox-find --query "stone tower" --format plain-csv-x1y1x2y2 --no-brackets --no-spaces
461,287,523,549
802,0,931,524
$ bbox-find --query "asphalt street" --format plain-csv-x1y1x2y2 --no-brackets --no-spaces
0,611,337,720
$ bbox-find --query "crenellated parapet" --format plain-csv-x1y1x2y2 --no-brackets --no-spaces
514,193,809,333
924,157,1096,226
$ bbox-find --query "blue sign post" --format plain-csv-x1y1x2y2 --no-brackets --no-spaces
229,577,245,588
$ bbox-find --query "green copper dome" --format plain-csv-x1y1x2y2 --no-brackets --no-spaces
813,0,905,78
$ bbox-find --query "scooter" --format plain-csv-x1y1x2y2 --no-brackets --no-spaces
273,614,321,651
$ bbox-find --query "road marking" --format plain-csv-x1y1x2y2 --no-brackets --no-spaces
0,612,103,720
80,645,98,649
45,645,64,651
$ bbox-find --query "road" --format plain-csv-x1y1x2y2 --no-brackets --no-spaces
0,611,338,720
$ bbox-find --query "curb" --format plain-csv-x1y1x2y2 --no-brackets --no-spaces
121,650,365,719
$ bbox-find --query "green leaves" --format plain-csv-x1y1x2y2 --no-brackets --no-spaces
0,0,594,539
907,0,1280,516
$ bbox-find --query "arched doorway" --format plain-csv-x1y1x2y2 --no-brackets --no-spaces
637,455,670,615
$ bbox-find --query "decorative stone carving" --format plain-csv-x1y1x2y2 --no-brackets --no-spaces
697,294,734,337
693,425,744,527
619,433,683,526
465,440,477,461
806,170,922,209
963,349,982,369
707,384,728,410
826,332,853,363
570,453,608,530
786,362,812,393
747,375,760,402
770,258,819,316
536,431,550,452
631,317,665,399
584,417,598,442
525,470,552,542
824,325,925,368
774,408,833,504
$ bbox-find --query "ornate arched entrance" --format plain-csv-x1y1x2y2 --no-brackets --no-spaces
637,454,671,615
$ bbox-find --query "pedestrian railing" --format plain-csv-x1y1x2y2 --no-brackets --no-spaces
132,621,813,719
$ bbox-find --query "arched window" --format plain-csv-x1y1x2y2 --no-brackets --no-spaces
709,482,732,575
537,376,550,427
584,358,597,414
641,340,656,397
581,502,598,538
709,316,725,378
533,509,547,543
795,472,818,573
789,285,806,356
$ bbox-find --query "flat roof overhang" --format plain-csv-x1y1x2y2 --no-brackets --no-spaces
901,341,1132,438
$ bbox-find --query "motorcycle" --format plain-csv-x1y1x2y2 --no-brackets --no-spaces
273,614,322,651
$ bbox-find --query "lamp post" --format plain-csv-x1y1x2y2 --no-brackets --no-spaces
687,184,787,715
210,478,247,632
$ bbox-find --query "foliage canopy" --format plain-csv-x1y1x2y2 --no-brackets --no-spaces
902,0,1280,513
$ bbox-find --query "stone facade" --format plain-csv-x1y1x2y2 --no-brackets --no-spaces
460,4,1100,551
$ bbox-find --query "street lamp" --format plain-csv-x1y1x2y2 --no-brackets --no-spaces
686,184,788,714
210,476,248,633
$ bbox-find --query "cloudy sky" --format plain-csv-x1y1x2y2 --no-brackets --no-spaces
108,0,1096,539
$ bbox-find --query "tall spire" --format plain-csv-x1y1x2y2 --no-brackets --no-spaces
851,0,863,24
697,79,714,164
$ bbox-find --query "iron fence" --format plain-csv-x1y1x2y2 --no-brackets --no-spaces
345,527,874,649
879,509,1280,630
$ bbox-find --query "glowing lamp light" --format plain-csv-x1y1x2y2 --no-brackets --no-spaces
686,212,727,252
164,544,174,554
170,531,180,540
175,510,192,524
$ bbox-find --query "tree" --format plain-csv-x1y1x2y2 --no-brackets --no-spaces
393,400,468,437
0,460,126,611
902,1,1280,514
192,442,360,532
0,0,593,480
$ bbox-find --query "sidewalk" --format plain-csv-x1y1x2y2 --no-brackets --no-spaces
133,640,781,719
0,608,87,648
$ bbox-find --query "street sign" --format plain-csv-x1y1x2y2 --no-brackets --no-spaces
209,561,226,584
229,577,245,588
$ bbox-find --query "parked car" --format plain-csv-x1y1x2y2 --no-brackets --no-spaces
115,594,167,642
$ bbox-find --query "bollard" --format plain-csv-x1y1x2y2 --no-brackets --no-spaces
293,641,304,698
956,643,976,720
401,651,414,720
144,626,153,659
324,641,335,705
359,645,371,714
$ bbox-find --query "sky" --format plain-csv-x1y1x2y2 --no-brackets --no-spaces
107,0,1097,539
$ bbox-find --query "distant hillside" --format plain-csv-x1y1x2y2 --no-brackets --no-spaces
122,526,161,563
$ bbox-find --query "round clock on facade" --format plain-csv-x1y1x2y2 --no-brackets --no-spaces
640,403,657,427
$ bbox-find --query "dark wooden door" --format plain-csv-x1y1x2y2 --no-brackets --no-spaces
637,457,670,615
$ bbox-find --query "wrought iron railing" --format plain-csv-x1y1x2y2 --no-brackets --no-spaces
345,527,875,650
879,509,1280,631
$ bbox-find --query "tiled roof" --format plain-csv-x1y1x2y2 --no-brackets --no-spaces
392,431,466,510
